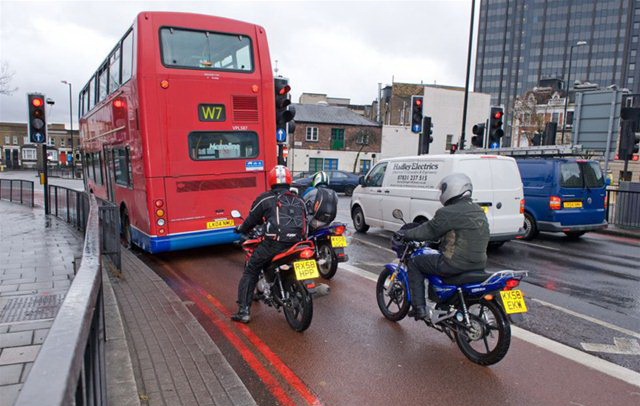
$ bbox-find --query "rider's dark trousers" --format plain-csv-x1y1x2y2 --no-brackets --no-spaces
408,252,461,308
237,239,294,308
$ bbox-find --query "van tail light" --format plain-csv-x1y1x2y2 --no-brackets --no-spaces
520,199,525,214
299,249,315,259
334,225,345,235
503,279,520,291
549,196,562,210
604,194,608,209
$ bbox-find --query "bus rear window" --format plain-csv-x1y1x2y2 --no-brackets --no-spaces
160,28,253,72
189,132,258,160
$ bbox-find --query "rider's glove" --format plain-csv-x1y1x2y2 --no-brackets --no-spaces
394,230,408,240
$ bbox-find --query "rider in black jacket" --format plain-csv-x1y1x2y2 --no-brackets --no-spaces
231,165,306,323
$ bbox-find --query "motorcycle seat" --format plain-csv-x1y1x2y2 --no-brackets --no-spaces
440,270,490,285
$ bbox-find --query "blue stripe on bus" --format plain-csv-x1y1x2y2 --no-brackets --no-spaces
130,227,239,253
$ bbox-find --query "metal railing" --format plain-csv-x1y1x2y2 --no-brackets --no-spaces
98,199,121,271
49,184,91,232
15,194,107,406
49,166,77,179
0,179,34,207
606,189,640,228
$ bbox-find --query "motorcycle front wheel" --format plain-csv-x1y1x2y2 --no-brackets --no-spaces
454,299,511,366
282,279,313,332
376,268,410,321
317,242,338,279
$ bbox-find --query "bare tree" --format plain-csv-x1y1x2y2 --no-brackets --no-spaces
348,128,378,173
0,61,18,95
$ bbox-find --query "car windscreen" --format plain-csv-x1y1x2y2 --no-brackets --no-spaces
160,27,253,72
560,162,604,189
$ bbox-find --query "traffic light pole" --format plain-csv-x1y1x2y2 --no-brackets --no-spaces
42,144,49,215
459,0,476,151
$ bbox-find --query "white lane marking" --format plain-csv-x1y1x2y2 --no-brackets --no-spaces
351,236,395,254
581,338,640,355
339,263,640,389
532,298,640,339
512,240,561,251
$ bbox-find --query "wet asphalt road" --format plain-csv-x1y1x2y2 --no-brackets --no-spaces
139,196,640,405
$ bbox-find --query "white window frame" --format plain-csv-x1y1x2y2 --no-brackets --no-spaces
4,136,9,144
13,136,18,145
305,127,318,142
22,149,36,160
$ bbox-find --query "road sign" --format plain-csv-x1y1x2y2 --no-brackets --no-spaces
490,142,498,149
276,128,286,142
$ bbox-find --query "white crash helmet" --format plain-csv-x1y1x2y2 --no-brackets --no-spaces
312,171,330,187
438,173,473,205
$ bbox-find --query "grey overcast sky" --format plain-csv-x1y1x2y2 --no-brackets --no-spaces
0,0,477,128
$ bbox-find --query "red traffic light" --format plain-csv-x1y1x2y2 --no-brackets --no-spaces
278,84,291,95
415,99,422,106
493,111,503,120
32,98,43,107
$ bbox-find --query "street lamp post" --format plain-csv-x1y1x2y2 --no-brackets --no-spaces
562,41,587,144
60,80,73,173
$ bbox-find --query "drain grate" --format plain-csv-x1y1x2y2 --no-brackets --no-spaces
0,293,65,324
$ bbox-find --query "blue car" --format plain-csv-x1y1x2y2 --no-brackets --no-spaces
516,158,608,240
292,170,361,196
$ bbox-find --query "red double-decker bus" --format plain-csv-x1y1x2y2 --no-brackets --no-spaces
78,12,277,253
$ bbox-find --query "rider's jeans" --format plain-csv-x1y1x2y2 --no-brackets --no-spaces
408,252,461,308
237,239,294,307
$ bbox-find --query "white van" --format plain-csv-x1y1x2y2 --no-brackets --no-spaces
350,154,525,246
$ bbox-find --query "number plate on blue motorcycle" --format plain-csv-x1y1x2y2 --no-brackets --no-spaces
499,289,528,314
293,260,319,280
330,236,347,247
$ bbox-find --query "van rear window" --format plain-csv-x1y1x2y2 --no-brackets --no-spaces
560,162,604,188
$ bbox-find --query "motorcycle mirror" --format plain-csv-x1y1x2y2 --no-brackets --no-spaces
392,209,404,221
231,210,242,218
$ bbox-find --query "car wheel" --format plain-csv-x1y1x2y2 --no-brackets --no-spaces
522,212,538,240
352,205,369,233
344,185,355,196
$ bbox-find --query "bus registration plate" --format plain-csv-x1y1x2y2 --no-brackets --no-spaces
206,219,234,229
293,260,319,280
499,289,528,314
330,236,347,247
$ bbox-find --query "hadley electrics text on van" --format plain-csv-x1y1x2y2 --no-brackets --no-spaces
350,154,525,247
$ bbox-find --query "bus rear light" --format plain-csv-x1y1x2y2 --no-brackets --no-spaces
155,200,164,208
158,228,166,235
160,80,169,89
549,196,562,210
113,99,125,109
299,249,314,259
156,209,165,217
251,84,259,93
520,199,525,214
157,218,166,226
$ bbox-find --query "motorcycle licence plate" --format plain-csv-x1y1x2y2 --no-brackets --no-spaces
293,260,319,280
499,289,528,314
330,236,348,248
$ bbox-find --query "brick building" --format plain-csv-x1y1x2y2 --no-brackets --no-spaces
288,104,382,174
0,122,79,169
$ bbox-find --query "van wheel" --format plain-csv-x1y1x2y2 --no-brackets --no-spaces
352,206,369,233
564,231,586,239
522,213,538,240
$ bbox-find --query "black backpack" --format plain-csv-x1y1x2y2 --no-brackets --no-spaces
271,191,307,242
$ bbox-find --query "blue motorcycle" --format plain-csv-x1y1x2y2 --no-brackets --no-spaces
308,222,349,279
376,209,528,366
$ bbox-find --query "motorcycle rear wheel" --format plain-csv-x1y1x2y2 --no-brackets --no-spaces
454,299,511,366
318,242,338,279
283,279,313,332
376,268,410,321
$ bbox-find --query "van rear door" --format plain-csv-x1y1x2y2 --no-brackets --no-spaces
557,161,606,226
489,157,524,235
456,158,495,230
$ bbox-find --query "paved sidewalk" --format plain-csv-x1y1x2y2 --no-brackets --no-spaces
109,249,256,406
595,224,640,239
0,201,82,406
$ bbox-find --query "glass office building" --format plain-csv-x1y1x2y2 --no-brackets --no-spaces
475,0,640,144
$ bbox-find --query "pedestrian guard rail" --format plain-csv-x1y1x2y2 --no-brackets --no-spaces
0,178,35,207
606,188,640,228
14,188,122,406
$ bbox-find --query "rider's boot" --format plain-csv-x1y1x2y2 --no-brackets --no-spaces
412,305,428,320
231,305,251,323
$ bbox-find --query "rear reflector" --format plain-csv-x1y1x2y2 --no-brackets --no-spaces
520,199,525,214
503,279,519,290
549,196,562,210
299,249,314,259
